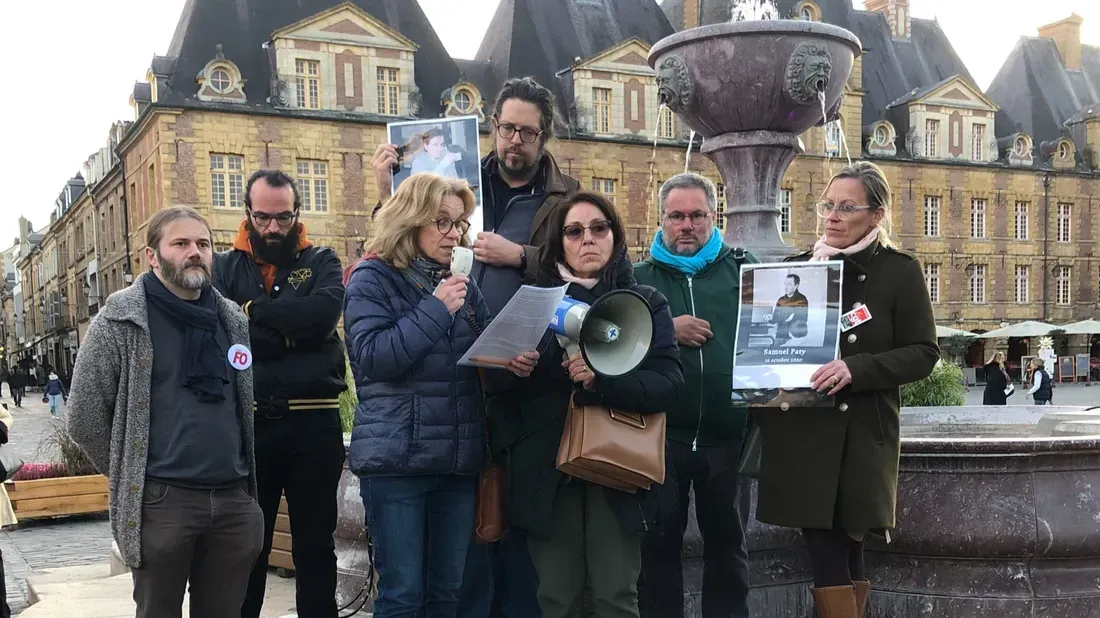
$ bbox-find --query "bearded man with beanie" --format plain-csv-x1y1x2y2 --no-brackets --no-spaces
213,170,348,618
634,173,758,618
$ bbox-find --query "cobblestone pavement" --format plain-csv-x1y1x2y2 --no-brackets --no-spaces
0,385,114,614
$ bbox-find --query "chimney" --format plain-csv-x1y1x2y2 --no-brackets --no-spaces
1038,13,1083,71
683,0,701,30
864,0,911,39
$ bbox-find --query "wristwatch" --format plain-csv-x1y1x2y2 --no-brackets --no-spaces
518,247,528,272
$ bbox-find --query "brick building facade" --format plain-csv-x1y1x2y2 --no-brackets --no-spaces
10,0,1100,366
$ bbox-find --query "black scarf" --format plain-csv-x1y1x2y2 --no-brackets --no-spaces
400,256,448,293
143,274,229,403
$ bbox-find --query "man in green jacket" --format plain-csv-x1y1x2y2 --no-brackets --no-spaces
635,173,758,618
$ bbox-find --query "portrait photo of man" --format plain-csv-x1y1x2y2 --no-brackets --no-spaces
772,274,809,344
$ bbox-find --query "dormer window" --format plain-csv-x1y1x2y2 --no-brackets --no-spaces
377,67,400,115
210,68,231,93
454,90,473,113
925,119,940,157
1013,137,1027,157
195,46,246,103
796,1,820,21
1058,141,1070,160
874,126,887,145
295,60,321,110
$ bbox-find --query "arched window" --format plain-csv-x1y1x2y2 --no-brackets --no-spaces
801,7,813,21
874,125,887,145
1013,137,1027,157
1058,141,1070,160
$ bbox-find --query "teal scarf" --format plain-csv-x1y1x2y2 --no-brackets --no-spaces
649,229,723,276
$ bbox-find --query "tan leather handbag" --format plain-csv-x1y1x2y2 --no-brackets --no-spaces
473,461,506,543
556,393,666,493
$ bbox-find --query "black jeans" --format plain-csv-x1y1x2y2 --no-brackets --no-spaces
242,409,346,618
640,440,751,618
132,480,264,618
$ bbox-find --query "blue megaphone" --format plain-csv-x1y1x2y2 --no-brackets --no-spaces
548,290,654,377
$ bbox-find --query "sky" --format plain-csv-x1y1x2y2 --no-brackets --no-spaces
1,0,1097,248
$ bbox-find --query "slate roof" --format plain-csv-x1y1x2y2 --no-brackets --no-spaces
658,0,976,146
986,36,1100,143
156,0,460,116
474,0,674,112
454,59,498,110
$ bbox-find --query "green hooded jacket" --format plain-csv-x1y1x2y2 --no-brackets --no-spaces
633,244,758,447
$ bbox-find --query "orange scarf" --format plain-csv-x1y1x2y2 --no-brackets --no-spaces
232,220,313,293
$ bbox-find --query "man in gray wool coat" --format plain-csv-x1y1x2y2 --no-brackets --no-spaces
68,206,263,618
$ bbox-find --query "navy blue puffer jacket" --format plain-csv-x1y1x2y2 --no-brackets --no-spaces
344,258,490,477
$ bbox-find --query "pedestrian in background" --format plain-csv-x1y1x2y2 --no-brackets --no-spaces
45,373,67,416
982,352,1010,405
1028,358,1053,405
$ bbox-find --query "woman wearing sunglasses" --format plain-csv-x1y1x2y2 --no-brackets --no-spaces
492,193,683,618
753,162,938,618
343,173,536,618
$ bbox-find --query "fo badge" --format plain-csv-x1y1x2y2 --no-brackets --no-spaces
228,344,253,371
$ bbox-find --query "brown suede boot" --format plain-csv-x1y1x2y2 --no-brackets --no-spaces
853,580,871,616
811,585,859,618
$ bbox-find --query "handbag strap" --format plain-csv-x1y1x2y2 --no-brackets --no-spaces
463,307,498,466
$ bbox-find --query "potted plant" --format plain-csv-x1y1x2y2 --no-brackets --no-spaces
902,361,967,407
5,423,108,520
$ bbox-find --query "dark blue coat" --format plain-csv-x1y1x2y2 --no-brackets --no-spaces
344,258,490,477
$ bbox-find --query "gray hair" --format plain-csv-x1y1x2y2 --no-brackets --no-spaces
658,173,718,214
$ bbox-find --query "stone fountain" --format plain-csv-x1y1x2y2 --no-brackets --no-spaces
646,8,1100,617
648,10,858,262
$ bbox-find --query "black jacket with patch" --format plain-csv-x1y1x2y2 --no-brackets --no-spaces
213,246,347,413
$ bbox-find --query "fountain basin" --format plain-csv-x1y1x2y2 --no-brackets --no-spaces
733,406,1100,617
647,20,861,138
647,20,862,262
334,441,376,614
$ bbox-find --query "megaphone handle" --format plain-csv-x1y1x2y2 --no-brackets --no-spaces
556,335,581,361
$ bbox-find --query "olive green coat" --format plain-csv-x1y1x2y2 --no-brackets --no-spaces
753,242,939,531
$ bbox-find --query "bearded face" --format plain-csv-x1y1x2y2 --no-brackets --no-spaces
156,249,212,290
247,219,301,266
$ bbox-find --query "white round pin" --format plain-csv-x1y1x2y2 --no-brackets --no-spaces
227,344,253,371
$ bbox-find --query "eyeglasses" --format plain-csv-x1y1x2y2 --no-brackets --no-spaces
495,120,543,144
563,220,612,241
249,209,297,226
815,201,872,219
433,218,471,236
664,211,711,225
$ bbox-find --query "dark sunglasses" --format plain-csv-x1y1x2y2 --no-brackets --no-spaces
563,220,612,240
